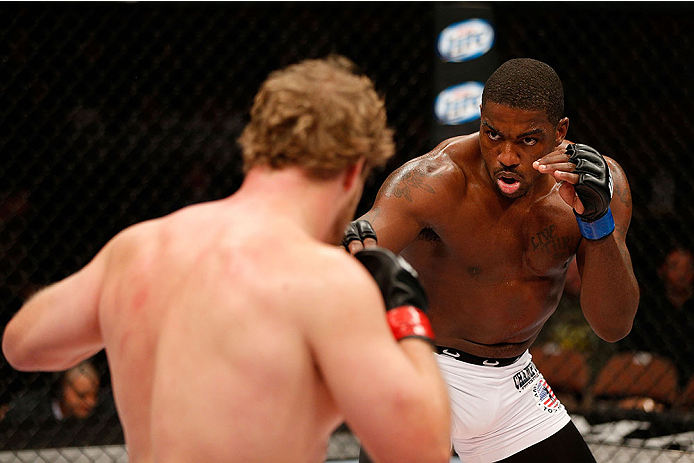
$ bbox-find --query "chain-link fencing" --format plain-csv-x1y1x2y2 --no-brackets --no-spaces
1,2,693,461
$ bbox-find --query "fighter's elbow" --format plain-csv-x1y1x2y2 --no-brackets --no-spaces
415,442,452,463
358,398,451,463
584,293,639,343
428,436,453,463
393,399,451,462
592,318,634,343
2,323,76,372
407,417,451,463
385,431,450,463
2,324,30,371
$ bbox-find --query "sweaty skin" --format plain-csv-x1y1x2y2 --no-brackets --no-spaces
357,103,638,358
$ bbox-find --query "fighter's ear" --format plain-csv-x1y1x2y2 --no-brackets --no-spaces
555,117,569,145
342,157,367,191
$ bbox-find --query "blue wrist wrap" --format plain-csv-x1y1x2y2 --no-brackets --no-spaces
575,208,615,240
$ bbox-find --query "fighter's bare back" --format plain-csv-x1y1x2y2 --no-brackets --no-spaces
98,199,344,462
361,133,631,358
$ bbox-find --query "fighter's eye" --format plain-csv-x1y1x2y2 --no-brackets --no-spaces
487,131,500,141
522,137,537,146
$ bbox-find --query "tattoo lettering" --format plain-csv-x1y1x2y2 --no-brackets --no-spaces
530,224,577,255
613,182,632,209
385,169,435,203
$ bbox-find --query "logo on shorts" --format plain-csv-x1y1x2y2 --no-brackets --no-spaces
437,19,495,62
532,378,564,414
513,362,538,391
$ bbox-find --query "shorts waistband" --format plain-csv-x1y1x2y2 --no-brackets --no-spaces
436,345,523,367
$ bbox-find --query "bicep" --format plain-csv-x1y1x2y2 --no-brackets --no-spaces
360,172,429,254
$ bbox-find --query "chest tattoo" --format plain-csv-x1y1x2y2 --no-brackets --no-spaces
530,224,576,256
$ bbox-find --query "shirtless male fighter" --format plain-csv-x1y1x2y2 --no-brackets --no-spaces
2,56,451,463
345,58,639,462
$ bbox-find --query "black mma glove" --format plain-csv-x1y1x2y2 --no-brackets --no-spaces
342,220,377,250
355,246,434,344
566,143,615,240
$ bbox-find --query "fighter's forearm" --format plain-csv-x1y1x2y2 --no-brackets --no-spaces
578,235,639,342
2,276,103,371
359,340,451,463
357,207,422,255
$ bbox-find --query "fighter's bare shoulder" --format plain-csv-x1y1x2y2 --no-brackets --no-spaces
605,156,630,189
111,202,204,247
604,156,633,227
96,216,167,269
295,244,385,316
375,133,476,208
315,245,380,290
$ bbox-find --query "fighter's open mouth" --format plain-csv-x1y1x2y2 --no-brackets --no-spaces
497,175,521,195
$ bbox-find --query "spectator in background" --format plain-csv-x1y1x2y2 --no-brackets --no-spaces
54,361,100,420
621,244,694,386
1,56,450,462
660,246,694,310
0,360,105,449
1,361,99,424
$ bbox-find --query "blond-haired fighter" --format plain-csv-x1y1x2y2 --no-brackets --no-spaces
3,56,451,463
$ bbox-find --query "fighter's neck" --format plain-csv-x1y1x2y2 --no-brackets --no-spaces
232,166,342,242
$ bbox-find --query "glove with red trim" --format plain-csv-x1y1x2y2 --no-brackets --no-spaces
355,247,434,344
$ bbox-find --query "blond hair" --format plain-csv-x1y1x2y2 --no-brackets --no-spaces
238,56,394,177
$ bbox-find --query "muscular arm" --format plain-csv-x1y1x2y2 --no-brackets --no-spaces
358,149,458,254
576,158,639,342
307,257,450,463
2,244,109,371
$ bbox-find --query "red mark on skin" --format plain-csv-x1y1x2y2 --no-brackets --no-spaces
131,287,148,311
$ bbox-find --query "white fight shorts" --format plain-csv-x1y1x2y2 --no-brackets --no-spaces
435,348,571,462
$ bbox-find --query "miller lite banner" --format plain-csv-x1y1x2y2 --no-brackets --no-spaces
432,3,501,145
437,18,495,63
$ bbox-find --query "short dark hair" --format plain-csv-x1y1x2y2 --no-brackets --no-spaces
482,58,564,125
